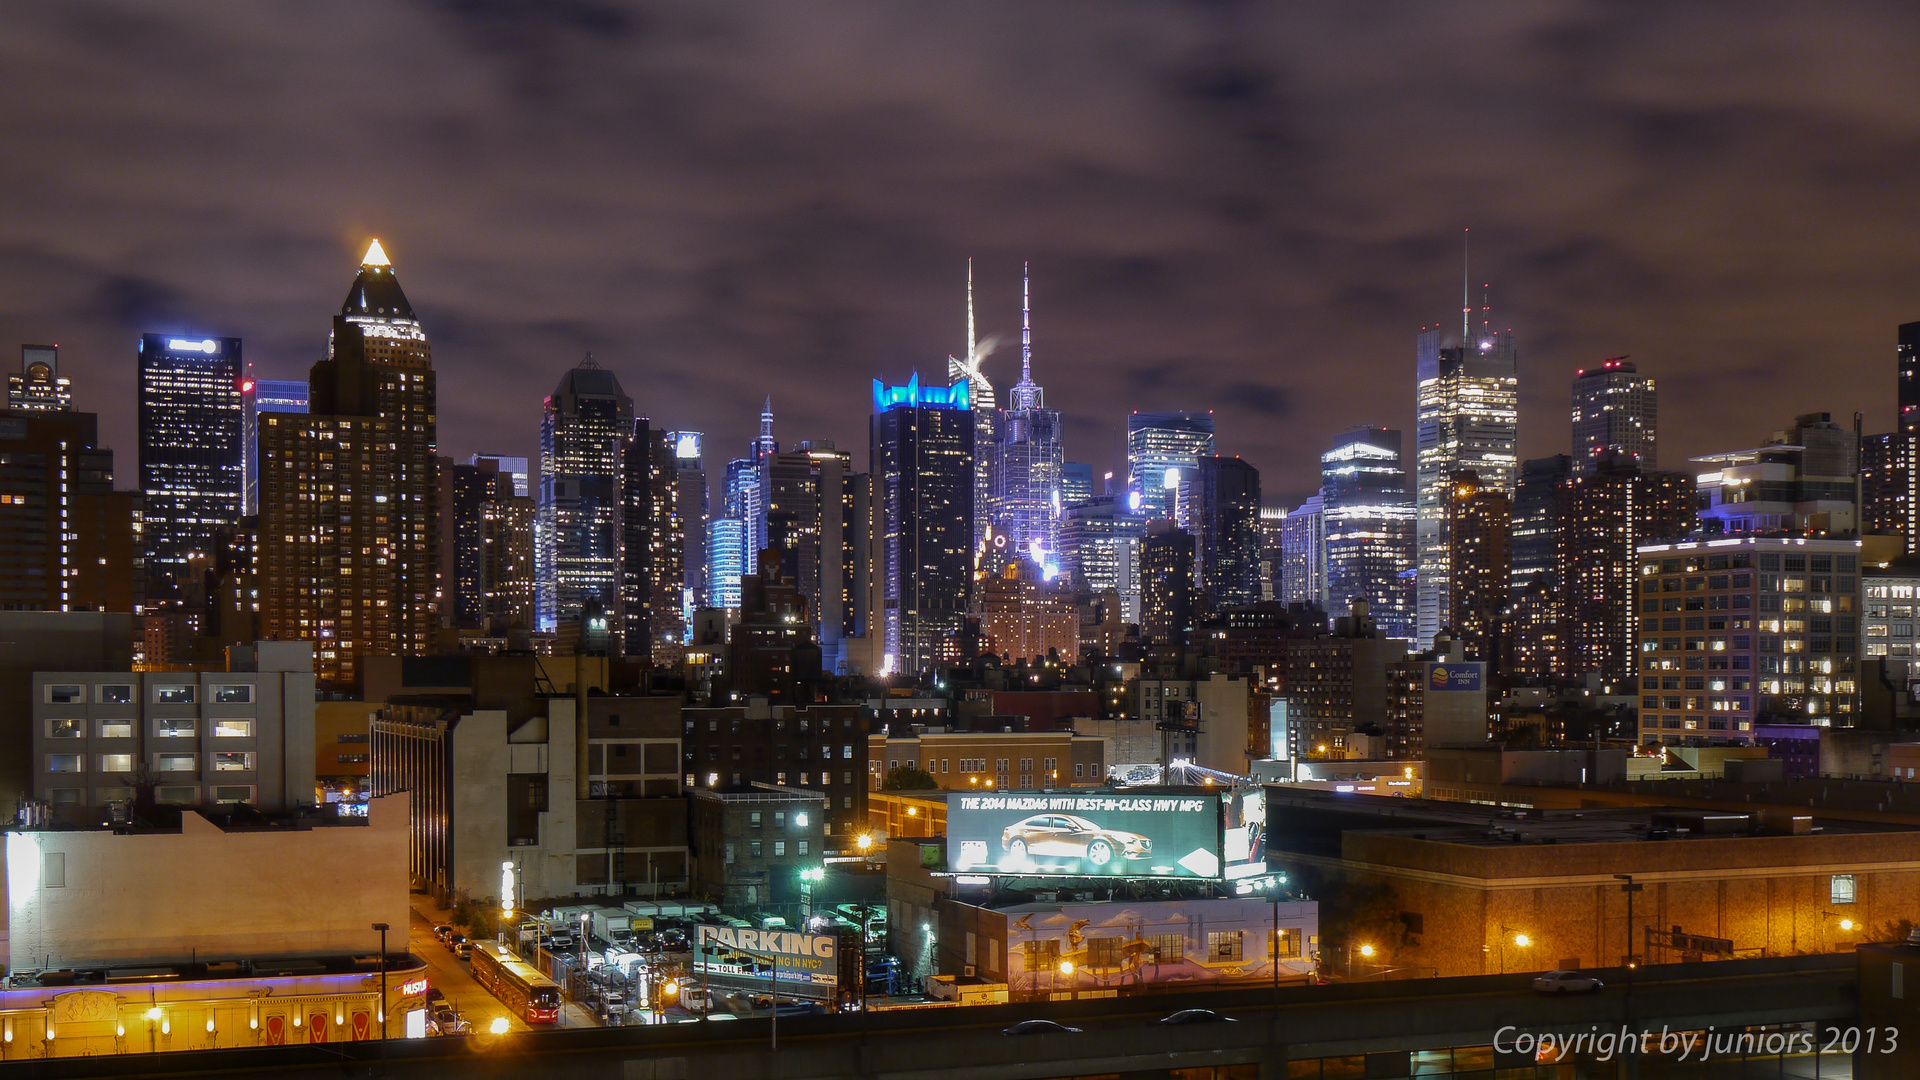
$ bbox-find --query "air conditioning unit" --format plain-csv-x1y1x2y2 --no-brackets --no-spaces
963,965,976,978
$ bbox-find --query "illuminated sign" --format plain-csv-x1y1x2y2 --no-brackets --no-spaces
1428,663,1483,692
167,338,220,354
1222,785,1267,880
397,977,429,997
946,791,1223,879
694,925,839,999
671,431,701,461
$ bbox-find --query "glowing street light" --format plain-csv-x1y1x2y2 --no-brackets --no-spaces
489,1016,510,1035
1058,960,1074,976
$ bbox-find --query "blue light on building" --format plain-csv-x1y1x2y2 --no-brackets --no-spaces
873,372,970,413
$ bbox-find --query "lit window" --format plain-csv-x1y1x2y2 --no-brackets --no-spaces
1832,874,1857,905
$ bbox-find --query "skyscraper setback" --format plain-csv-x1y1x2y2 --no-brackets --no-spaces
258,240,437,686
1414,311,1518,647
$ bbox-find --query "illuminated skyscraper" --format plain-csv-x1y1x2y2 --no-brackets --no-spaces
1572,358,1657,471
258,240,437,686
536,358,634,637
948,260,1000,550
139,334,245,589
467,453,529,498
1445,470,1510,661
1059,495,1147,623
1414,310,1518,647
0,409,139,613
242,377,307,516
1178,456,1262,612
1320,427,1415,639
993,265,1064,563
706,517,748,609
1127,411,1215,520
8,345,71,412
761,441,860,652
443,456,534,632
1279,495,1326,611
1555,453,1694,684
871,373,974,674
1900,321,1920,436
1060,462,1095,508
621,425,683,663
1140,520,1196,645
670,431,709,631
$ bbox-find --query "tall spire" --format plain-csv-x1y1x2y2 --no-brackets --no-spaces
966,257,977,366
754,396,777,462
1009,263,1042,411
1461,227,1471,346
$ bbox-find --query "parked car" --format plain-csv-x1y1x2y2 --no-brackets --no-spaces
429,1005,471,1035
444,932,467,953
454,939,473,960
431,924,454,943
1160,1009,1235,1025
1003,1019,1082,1036
1531,970,1604,994
999,814,1151,869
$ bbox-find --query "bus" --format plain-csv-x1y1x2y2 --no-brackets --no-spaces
470,942,562,1024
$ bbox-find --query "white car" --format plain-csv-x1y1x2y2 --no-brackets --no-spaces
1531,970,1604,994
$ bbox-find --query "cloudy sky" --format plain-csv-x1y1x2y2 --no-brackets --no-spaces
4,1,1920,506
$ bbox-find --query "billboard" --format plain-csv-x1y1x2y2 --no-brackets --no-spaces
694,925,838,1001
1428,663,1483,692
946,791,1222,878
1222,784,1267,880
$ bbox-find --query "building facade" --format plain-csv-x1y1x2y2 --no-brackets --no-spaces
7,344,71,412
1445,471,1510,660
1140,521,1196,645
1415,326,1518,647
536,360,634,637
1572,358,1657,471
1126,411,1215,521
1059,495,1146,625
872,374,975,675
1179,455,1262,614
683,701,868,847
0,410,140,614
138,334,244,588
1319,427,1415,639
1695,413,1859,537
1555,454,1695,685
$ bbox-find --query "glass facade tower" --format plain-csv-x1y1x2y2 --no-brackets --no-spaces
1415,325,1518,647
138,333,244,583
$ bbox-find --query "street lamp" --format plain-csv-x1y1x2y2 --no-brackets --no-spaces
372,922,390,1040
800,866,825,918
1498,926,1530,975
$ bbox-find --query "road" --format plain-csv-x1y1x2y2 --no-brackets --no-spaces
403,906,535,1033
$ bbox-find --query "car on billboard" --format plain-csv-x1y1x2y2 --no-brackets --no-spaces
1000,813,1151,869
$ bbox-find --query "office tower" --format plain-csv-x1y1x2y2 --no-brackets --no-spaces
1279,495,1326,611
993,268,1065,562
1059,495,1148,623
468,453,529,498
1637,537,1861,744
1695,413,1860,536
443,457,533,632
535,357,634,636
1446,470,1511,661
871,372,975,674
1555,453,1694,684
0,410,139,612
1510,454,1572,597
948,260,1000,550
1061,463,1094,508
626,428,685,663
761,442,860,655
1415,316,1519,647
1139,520,1196,645
748,399,779,556
1318,428,1416,638
241,377,307,516
1127,411,1215,519
258,240,437,687
1572,358,1657,471
1259,506,1286,601
706,518,748,609
669,431,709,634
724,456,762,562
1862,432,1917,550
8,345,71,412
138,333,245,590
1177,456,1262,612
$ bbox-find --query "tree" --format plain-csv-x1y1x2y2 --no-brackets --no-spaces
881,764,940,791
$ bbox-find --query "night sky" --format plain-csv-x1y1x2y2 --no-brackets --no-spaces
4,2,1919,507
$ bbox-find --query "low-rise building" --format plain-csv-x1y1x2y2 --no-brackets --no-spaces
683,700,868,847
868,727,1107,790
689,783,827,915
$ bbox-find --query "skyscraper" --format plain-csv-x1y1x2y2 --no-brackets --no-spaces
138,333,244,588
536,358,634,637
1279,495,1326,611
670,431,709,634
1059,495,1148,624
258,240,437,686
1900,320,1920,436
0,409,139,613
1555,453,1694,684
8,345,71,412
442,457,534,633
1140,520,1196,645
761,441,861,656
948,260,1000,550
706,517,748,609
1127,411,1215,520
628,427,684,663
1572,358,1657,471
993,265,1064,563
871,372,974,674
241,377,307,516
1510,454,1572,597
1178,455,1262,612
1445,470,1511,661
1060,462,1095,508
1319,427,1416,639
1415,313,1518,647
468,453,529,498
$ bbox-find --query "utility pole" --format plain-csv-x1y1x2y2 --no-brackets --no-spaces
372,922,390,1041
1615,874,1641,1005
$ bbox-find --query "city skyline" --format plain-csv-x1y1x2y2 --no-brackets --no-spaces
8,7,1920,508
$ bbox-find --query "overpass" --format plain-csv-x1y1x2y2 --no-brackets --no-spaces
0,955,1856,1080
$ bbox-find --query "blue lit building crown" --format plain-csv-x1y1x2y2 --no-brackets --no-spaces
873,372,969,413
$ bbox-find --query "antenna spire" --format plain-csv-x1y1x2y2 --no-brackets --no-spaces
966,257,977,364
1020,261,1033,384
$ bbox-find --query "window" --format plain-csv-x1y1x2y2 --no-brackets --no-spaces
774,811,786,829
1207,931,1243,962
750,841,762,858
97,719,133,739
211,719,254,738
155,718,197,738
337,753,370,764
843,744,853,759
98,754,133,773
1147,933,1185,963
1833,874,1858,905
337,732,369,743
798,841,809,855
750,811,762,828
153,684,196,704
45,684,84,704
156,753,196,772
1075,763,1084,778
211,786,254,803
155,786,198,804
45,754,83,773
1087,937,1124,968
1026,938,1061,971
42,851,64,888
211,684,254,703
97,684,133,704
46,717,84,739
1271,928,1301,959
774,840,787,856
